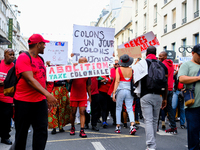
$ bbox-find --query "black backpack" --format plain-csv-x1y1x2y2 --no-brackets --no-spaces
146,59,167,91
4,52,44,97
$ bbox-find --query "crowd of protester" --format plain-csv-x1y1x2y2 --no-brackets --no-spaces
0,34,199,150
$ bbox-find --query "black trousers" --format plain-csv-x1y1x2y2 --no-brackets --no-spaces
0,101,13,139
91,94,101,126
99,91,109,122
107,95,116,124
13,99,48,150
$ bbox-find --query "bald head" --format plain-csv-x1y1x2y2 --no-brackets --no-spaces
79,57,87,63
158,51,167,62
146,46,156,56
4,48,14,55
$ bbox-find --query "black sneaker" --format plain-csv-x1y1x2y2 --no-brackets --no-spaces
59,128,65,132
51,128,56,134
92,126,99,131
123,123,127,128
180,125,186,129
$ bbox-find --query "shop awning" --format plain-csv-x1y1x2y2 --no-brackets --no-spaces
0,34,11,45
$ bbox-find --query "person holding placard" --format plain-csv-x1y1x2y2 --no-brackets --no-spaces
69,57,92,138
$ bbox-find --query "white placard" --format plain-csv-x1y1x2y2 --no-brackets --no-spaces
72,24,115,63
46,62,110,81
41,41,68,65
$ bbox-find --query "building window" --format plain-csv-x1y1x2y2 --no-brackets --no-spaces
182,1,187,25
135,21,138,37
144,0,147,7
135,0,138,15
164,0,168,5
154,4,157,24
194,33,199,45
164,15,167,33
163,46,167,51
172,8,176,29
194,0,199,18
172,43,176,51
182,38,187,56
144,13,147,32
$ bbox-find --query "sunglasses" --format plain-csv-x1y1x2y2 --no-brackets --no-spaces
115,63,119,65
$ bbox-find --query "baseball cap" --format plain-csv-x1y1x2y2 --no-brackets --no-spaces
192,44,200,55
28,34,50,45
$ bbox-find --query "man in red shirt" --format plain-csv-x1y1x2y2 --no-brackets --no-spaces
159,51,177,134
12,34,57,150
0,49,14,145
69,57,92,138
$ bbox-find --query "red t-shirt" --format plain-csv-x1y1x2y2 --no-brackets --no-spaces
0,60,14,103
177,82,184,90
98,76,111,93
91,77,99,95
14,53,46,102
70,78,89,101
110,68,116,79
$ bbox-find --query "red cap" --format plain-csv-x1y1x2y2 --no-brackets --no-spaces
28,34,50,45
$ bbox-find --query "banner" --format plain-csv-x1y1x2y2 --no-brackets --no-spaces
41,41,68,65
179,57,192,63
46,62,110,81
72,24,115,63
8,18,13,48
117,46,142,59
118,31,159,53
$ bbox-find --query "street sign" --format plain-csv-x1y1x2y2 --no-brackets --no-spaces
166,50,176,61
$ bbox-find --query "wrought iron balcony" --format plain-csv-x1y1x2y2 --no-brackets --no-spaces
194,10,199,18
172,23,176,29
182,17,187,25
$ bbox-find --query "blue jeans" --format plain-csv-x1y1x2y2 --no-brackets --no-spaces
185,107,200,150
116,89,134,125
172,90,185,126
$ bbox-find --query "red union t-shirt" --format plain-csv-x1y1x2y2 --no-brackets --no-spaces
0,60,14,103
14,53,46,102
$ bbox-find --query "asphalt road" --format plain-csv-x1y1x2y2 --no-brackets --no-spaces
0,117,188,150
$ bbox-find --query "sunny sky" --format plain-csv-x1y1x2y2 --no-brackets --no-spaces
8,0,110,52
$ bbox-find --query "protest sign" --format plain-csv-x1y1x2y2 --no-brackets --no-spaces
179,57,192,63
46,62,110,81
41,41,68,65
118,31,159,53
72,24,115,63
117,46,142,58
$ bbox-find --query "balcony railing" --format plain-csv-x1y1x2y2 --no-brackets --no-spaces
164,0,167,4
194,10,199,18
154,18,157,24
172,23,176,29
164,25,167,33
182,17,187,25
